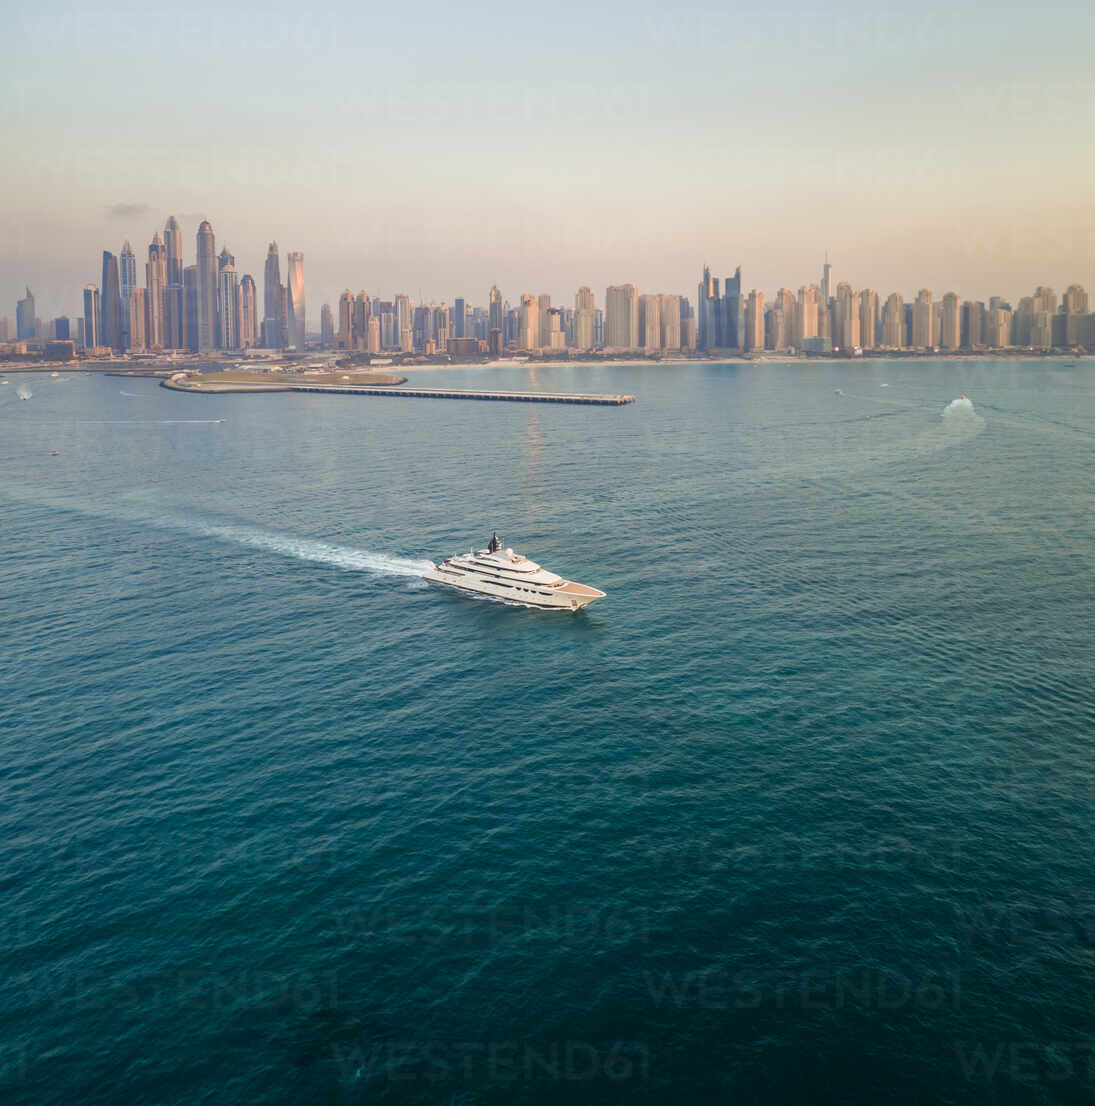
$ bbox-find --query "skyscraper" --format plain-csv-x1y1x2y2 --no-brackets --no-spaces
834,283,859,350
724,267,744,350
101,252,123,352
218,260,239,349
128,288,147,352
604,284,639,349
858,289,879,350
119,240,136,348
263,242,283,348
338,291,354,349
518,294,539,350
697,266,718,349
489,285,503,335
795,285,820,347
941,292,960,350
183,266,199,352
912,289,933,348
659,294,681,350
146,232,166,349
82,285,100,350
239,274,257,348
320,303,335,349
452,297,466,339
163,217,184,349
164,216,183,285
17,287,36,340
882,293,905,348
575,286,595,350
821,254,833,302
638,294,661,350
744,289,765,351
286,252,305,350
195,221,217,352
353,293,370,351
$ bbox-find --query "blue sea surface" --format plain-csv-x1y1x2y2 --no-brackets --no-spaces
2,359,1094,1104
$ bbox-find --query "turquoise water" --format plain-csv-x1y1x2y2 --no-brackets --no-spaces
2,360,1094,1104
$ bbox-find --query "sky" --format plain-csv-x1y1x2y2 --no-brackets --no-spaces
4,0,1095,320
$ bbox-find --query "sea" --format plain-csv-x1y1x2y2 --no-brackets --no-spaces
2,359,1094,1105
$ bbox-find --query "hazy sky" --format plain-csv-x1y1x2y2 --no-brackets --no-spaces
5,0,1095,319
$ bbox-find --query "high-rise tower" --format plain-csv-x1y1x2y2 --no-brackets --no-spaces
286,252,305,350
164,216,183,285
263,243,283,348
195,221,218,352
101,251,124,351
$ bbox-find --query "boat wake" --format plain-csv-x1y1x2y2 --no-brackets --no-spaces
188,522,435,578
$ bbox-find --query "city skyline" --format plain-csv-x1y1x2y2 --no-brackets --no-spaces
5,0,1095,318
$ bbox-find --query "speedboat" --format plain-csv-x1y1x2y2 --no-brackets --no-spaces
424,533,605,610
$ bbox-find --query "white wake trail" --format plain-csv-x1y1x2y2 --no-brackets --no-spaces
190,522,435,578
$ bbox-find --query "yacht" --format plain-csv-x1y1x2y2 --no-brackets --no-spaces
424,533,605,610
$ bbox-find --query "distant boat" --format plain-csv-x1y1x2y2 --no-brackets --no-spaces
50,451,60,456
834,388,844,396
50,371,59,378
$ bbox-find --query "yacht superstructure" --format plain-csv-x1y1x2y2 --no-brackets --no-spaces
423,533,605,610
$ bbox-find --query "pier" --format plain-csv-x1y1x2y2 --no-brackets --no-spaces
287,383,636,405
162,376,635,405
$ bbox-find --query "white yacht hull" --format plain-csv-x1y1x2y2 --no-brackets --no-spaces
423,564,604,610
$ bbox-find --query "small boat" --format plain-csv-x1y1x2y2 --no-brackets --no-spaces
424,532,605,610
834,388,844,396
50,451,60,456
50,371,59,378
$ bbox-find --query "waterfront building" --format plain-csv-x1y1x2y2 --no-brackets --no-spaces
353,293,371,351
638,294,661,350
146,233,167,349
367,316,380,354
286,252,305,350
536,294,551,348
519,294,539,350
217,260,239,349
489,286,503,335
183,266,199,352
82,285,100,350
0,317,10,341
128,288,147,352
768,288,794,351
320,303,334,349
697,266,717,349
377,303,396,348
431,305,449,351
163,216,183,285
1032,286,1057,316
263,242,283,348
1031,310,1053,348
574,286,596,350
119,240,136,347
659,294,681,350
17,287,36,340
239,274,257,348
452,297,466,339
988,306,1012,347
795,285,820,347
195,221,217,352
724,267,744,349
101,251,124,351
1064,285,1088,344
395,295,412,347
911,289,933,348
858,289,879,349
744,289,765,351
604,284,639,349
881,293,905,347
338,291,354,349
941,292,960,350
962,301,984,348
834,283,859,350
